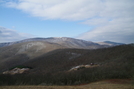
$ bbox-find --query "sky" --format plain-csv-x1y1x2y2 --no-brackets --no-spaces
0,0,134,43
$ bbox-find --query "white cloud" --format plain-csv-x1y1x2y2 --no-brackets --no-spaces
78,17,134,43
0,26,34,43
4,0,134,43
5,0,104,20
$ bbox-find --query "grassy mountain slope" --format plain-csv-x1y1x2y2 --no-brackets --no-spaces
0,41,65,72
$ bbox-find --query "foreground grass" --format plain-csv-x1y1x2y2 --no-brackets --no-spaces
0,80,133,89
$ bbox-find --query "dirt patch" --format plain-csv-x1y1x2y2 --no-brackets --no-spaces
106,79,132,84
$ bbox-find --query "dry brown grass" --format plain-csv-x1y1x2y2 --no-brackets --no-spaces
0,80,133,89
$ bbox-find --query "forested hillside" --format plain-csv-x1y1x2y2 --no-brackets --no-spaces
0,44,134,85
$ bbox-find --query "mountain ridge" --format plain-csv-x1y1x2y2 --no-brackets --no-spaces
0,37,124,48
97,41,124,46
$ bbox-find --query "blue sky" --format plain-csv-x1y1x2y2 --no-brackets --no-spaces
0,3,91,37
0,0,134,43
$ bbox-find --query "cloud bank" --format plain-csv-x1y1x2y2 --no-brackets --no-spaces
4,0,134,43
0,27,34,43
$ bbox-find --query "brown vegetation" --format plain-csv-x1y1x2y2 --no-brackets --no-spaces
0,44,134,85
0,80,133,89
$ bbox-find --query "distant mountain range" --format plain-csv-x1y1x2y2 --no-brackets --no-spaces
96,41,124,46
0,37,124,48
0,37,125,72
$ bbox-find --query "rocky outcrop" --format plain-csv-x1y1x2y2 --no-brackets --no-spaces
69,64,100,71
3,68,30,75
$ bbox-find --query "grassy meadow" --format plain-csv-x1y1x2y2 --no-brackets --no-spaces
0,79,133,89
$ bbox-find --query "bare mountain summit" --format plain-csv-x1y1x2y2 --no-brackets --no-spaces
0,37,101,48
